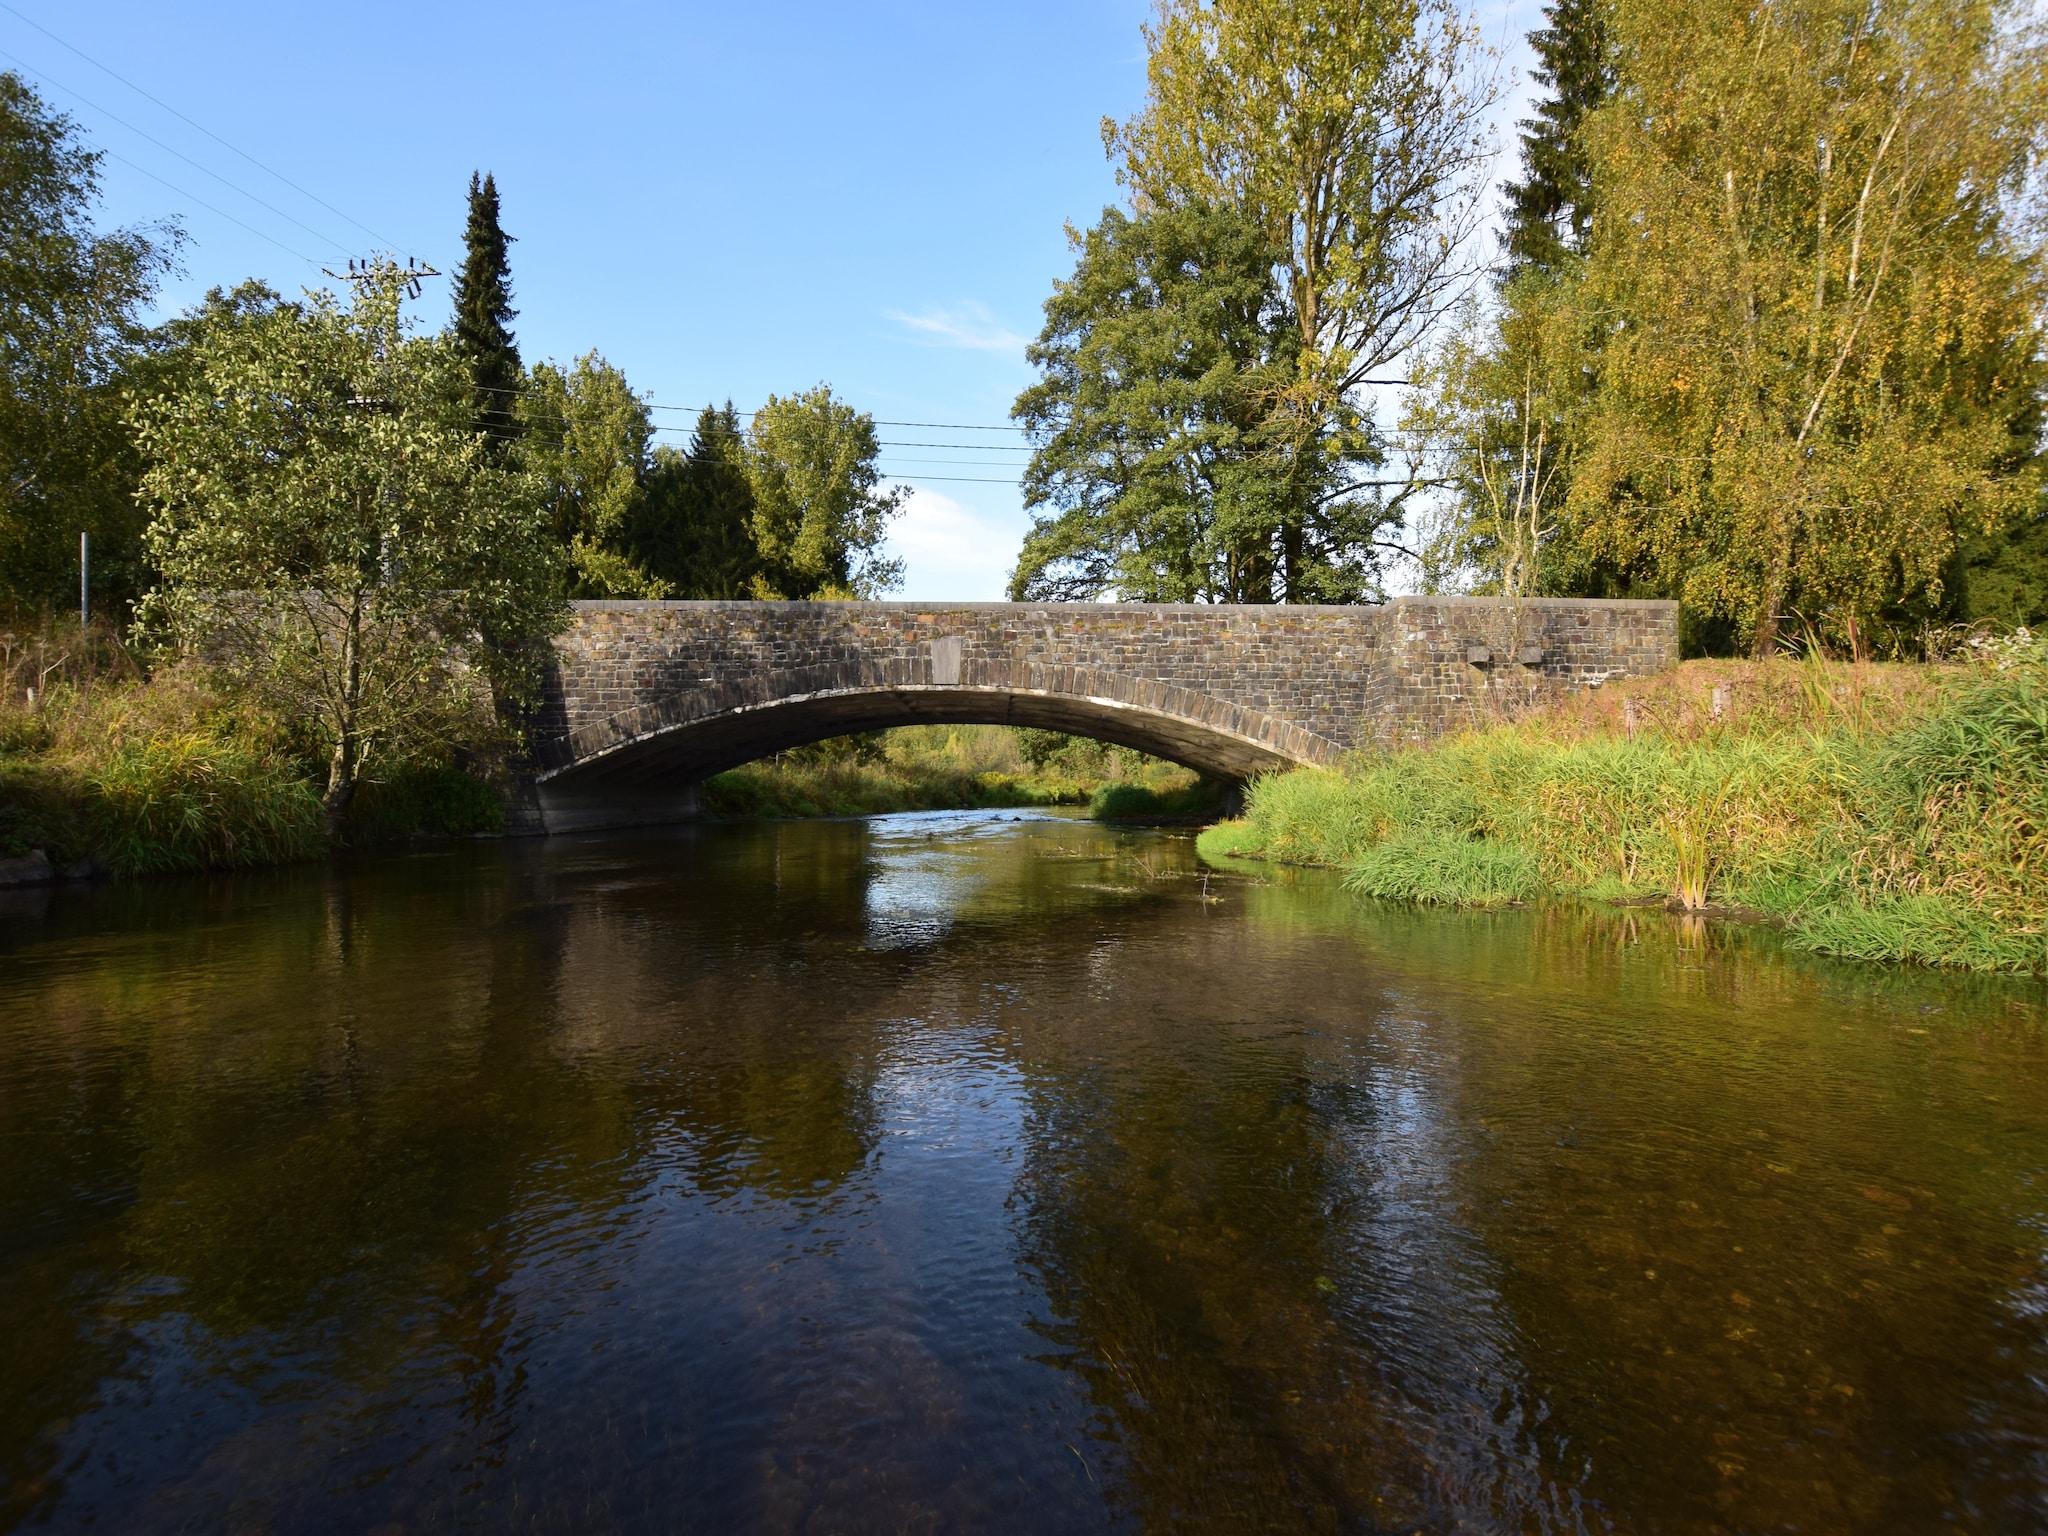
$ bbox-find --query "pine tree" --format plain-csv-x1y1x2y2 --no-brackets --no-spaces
1501,0,1613,276
450,171,521,446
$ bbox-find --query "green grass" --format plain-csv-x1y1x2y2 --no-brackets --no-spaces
699,757,1072,819
1198,653,2048,973
344,764,505,844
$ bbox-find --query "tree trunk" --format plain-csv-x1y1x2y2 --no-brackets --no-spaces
323,738,356,832
1751,548,1790,659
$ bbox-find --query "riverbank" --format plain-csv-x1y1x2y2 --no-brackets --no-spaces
1199,645,2047,973
0,625,501,882
696,724,1210,821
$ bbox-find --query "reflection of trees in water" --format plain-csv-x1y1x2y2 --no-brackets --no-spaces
1002,902,1593,1531
0,824,909,1527
1218,886,2048,1528
11,818,2046,1531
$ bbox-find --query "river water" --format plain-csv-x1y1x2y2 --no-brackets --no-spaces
2,810,2045,1534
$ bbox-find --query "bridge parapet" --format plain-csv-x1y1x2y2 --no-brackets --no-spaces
523,597,1676,831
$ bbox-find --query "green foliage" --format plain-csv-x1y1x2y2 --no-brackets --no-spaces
1201,656,2048,971
132,261,567,818
0,71,174,619
1,669,323,875
1345,835,1545,907
631,404,762,598
343,762,504,844
1559,0,2048,655
520,351,670,598
1013,202,1368,603
82,728,324,876
698,726,1206,820
745,386,904,599
1501,0,1614,277
1949,508,2048,629
1092,0,1498,602
1087,776,1229,822
450,171,522,448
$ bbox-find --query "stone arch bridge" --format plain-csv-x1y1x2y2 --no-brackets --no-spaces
522,596,1677,832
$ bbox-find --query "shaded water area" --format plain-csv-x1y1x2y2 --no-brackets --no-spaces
3,811,2047,1534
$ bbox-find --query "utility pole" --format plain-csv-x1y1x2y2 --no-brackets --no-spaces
79,531,88,628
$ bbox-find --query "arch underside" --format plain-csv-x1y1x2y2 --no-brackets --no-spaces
532,681,1341,833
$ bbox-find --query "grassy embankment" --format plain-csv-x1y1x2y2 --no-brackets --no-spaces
1199,643,2048,973
0,620,500,879
697,724,1221,822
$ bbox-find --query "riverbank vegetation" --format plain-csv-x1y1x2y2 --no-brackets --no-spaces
0,621,505,877
1201,643,2048,972
697,725,1208,821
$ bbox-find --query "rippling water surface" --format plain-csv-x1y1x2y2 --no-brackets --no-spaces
3,810,2046,1533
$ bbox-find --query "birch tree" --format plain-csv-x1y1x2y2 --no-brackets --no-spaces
1566,0,2048,655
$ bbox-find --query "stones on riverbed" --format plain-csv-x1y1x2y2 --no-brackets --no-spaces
0,850,104,886
0,849,50,886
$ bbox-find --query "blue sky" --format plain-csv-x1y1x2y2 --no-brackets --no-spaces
14,0,1537,599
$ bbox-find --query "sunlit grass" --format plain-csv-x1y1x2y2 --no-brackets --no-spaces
1198,654,2048,973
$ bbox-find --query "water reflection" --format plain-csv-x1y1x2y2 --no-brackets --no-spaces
1,813,2044,1532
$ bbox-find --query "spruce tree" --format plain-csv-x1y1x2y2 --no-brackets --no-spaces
450,171,521,446
629,404,762,598
1501,0,1613,276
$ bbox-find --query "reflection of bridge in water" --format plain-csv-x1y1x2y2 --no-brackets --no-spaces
520,596,1678,832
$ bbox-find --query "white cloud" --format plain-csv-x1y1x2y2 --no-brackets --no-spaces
883,486,1029,601
883,300,1028,355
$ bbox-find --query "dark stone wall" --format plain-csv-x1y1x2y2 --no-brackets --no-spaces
533,597,1677,793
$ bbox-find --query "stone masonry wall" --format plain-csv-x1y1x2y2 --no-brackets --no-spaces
535,596,1678,780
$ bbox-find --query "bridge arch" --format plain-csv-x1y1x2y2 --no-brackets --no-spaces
530,666,1337,833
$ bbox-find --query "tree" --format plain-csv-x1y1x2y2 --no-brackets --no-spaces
1011,202,1380,602
0,72,174,617
519,352,671,598
1100,0,1499,599
1501,0,1615,277
1563,0,2048,656
630,403,762,598
133,262,566,823
1403,293,1579,598
450,171,521,449
745,386,904,600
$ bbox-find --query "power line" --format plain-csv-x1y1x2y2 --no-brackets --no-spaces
0,46,362,261
0,0,406,252
466,380,1030,435
881,463,1022,474
100,146,323,266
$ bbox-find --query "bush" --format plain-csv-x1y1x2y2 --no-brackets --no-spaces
344,763,505,844
1088,777,1229,822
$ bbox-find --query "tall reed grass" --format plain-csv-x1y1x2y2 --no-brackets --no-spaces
1199,653,2048,973
1,667,323,875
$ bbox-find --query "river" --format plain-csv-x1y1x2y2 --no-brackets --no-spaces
2,810,2045,1533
